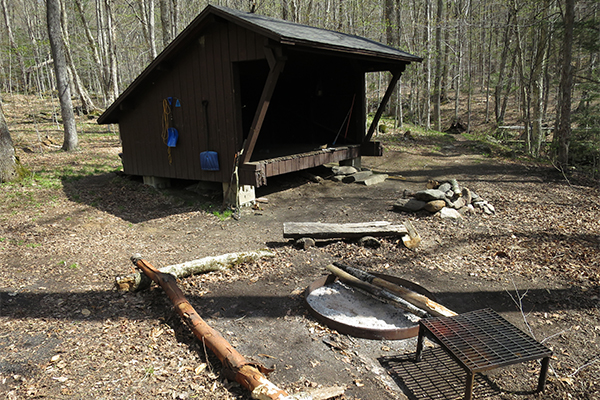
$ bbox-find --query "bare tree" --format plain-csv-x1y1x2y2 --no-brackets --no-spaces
555,0,575,167
47,0,78,151
0,100,21,183
1,0,28,92
432,0,444,131
59,0,96,113
136,0,158,61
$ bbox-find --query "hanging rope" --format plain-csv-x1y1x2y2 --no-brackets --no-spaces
162,98,173,164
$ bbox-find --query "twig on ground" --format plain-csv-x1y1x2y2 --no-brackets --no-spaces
551,160,573,187
568,357,600,378
505,280,535,339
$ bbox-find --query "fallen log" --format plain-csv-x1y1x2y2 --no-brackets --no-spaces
131,255,310,400
116,250,274,291
325,264,428,318
284,221,407,239
333,263,457,318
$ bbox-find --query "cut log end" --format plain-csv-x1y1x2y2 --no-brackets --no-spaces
401,220,421,250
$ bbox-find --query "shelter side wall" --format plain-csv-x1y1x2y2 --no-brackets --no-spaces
118,21,266,182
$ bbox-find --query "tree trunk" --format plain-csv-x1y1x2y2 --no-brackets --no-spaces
0,102,19,183
1,0,28,92
138,0,157,61
494,8,515,126
432,0,444,131
47,0,78,151
159,0,172,46
60,0,96,113
530,0,550,157
555,0,575,167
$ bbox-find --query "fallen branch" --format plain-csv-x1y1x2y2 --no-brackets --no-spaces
131,255,309,400
325,264,428,318
116,250,274,291
334,262,456,317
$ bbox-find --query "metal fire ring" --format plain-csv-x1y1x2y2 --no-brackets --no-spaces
305,273,437,340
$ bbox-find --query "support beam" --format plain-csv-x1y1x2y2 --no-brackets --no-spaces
240,47,286,165
364,68,404,143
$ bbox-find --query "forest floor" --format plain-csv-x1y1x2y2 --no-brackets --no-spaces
1,94,599,400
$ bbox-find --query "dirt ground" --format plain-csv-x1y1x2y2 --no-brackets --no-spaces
1,99,600,399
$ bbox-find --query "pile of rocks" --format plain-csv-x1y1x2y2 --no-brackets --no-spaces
393,179,495,219
330,166,388,186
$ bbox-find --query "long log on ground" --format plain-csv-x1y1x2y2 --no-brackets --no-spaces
283,221,409,239
116,250,274,291
131,256,310,400
325,264,428,318
333,263,457,318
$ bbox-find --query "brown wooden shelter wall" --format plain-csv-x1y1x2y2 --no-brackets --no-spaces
119,20,266,183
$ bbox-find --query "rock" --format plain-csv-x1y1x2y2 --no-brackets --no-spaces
483,202,496,215
358,236,381,248
458,204,475,215
393,198,427,212
295,237,315,250
462,187,472,204
438,182,452,192
358,174,388,186
342,170,373,183
451,197,467,209
424,200,445,213
413,189,447,202
331,166,358,176
427,179,439,189
302,172,324,183
473,200,495,215
438,207,463,220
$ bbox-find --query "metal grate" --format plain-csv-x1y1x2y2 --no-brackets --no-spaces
415,308,553,400
421,308,552,372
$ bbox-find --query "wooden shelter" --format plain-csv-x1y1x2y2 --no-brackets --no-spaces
98,5,421,204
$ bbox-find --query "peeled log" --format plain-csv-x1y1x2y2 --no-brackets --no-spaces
131,256,306,400
116,250,274,291
334,263,457,318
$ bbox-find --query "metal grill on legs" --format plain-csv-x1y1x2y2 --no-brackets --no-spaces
415,308,552,400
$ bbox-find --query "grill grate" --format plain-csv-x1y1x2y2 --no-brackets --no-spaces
421,308,552,372
415,308,552,400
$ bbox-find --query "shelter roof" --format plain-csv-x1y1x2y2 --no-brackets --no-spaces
99,5,421,124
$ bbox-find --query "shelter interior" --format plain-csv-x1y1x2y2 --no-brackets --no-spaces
237,51,365,162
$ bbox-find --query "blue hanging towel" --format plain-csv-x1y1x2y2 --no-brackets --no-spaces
167,127,178,147
167,97,173,106
175,99,181,107
200,151,219,171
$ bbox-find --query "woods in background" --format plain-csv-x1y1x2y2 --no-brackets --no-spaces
0,0,598,174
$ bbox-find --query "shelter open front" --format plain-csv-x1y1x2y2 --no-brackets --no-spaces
237,52,365,164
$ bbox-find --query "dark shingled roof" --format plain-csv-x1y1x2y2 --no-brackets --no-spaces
210,5,422,62
99,5,421,124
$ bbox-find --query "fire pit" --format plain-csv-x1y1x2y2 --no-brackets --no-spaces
305,273,437,340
